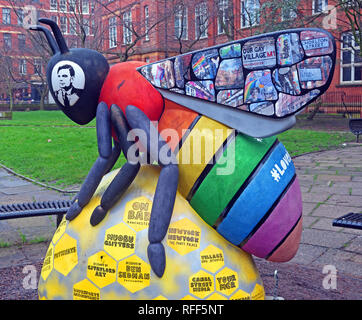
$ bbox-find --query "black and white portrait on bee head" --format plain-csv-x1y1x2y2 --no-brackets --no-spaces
51,60,85,107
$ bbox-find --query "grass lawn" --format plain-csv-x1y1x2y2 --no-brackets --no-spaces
0,111,356,188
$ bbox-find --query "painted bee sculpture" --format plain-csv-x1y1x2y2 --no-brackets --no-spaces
31,19,336,278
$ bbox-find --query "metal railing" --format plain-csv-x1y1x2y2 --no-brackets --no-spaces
306,92,362,118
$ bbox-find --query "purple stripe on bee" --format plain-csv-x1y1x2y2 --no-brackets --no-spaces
241,177,302,258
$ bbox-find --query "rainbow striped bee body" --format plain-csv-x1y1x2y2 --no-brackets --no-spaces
139,28,336,261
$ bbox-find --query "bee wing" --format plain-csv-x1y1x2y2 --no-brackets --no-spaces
137,28,336,138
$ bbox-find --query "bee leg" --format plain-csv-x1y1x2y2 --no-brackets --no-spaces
90,105,141,226
126,105,178,278
66,102,118,221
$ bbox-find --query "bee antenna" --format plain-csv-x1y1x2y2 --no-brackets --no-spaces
38,18,69,54
29,25,60,55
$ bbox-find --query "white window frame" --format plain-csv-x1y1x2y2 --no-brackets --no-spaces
2,8,11,25
17,8,24,26
83,18,90,36
60,16,67,34
217,0,229,35
50,0,57,11
175,5,188,40
144,5,149,41
18,34,26,50
195,2,208,39
82,0,89,14
240,0,260,28
60,0,67,12
68,0,77,12
34,58,42,75
109,16,117,48
312,0,328,14
123,10,132,45
340,32,362,84
3,33,12,50
69,17,77,35
19,59,27,75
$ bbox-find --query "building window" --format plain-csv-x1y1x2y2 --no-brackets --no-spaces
17,9,24,26
83,18,90,35
281,0,298,21
34,59,42,74
217,0,229,34
144,6,149,41
82,0,89,14
175,5,188,40
69,17,77,35
69,0,76,12
2,8,11,25
312,0,328,14
3,33,12,50
195,2,208,39
18,34,26,50
50,0,57,11
341,33,362,83
123,10,132,44
109,17,117,48
19,59,27,75
241,0,260,28
60,16,67,34
60,0,67,11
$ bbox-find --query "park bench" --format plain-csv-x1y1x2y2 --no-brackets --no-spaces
0,106,12,120
332,212,362,230
342,93,362,142
0,200,72,227
349,119,362,143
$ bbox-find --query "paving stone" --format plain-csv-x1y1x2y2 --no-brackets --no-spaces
287,244,328,266
0,169,10,178
312,248,362,278
302,216,319,228
301,229,355,249
343,236,362,254
317,175,352,182
326,194,362,207
0,176,32,188
302,192,330,204
21,242,49,262
0,184,43,195
312,203,358,219
310,185,350,195
0,246,29,269
302,203,317,216
311,217,340,232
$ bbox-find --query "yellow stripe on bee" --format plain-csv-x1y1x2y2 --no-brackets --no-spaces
177,117,232,198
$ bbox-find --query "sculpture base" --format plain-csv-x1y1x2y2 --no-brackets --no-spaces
38,165,265,300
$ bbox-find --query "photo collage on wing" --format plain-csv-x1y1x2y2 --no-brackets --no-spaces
138,29,334,118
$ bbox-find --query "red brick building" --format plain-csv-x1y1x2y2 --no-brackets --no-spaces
1,0,361,111
0,0,101,104
101,0,361,114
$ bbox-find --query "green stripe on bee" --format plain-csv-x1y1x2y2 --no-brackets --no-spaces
190,134,276,226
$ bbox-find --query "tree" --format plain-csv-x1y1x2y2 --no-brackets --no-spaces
95,0,169,62
338,0,362,56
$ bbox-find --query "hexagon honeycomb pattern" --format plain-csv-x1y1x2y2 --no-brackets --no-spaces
38,166,265,300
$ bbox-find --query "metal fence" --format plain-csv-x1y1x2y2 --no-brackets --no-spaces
306,92,362,118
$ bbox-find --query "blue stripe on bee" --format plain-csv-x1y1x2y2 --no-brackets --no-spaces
216,142,295,246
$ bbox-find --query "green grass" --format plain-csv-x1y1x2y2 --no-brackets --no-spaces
0,110,96,127
0,112,123,187
0,111,356,188
277,129,355,157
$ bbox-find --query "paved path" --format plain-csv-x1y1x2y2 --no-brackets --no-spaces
0,145,361,286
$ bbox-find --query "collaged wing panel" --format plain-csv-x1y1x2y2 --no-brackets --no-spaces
137,28,336,121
